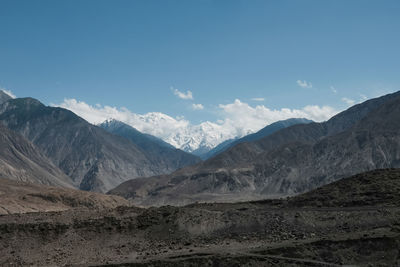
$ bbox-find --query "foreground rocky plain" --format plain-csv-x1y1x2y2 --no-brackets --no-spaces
1,169,400,266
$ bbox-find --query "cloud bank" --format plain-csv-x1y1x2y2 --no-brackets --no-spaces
218,99,337,136
54,98,339,151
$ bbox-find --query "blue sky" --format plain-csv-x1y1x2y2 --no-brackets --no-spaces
1,0,400,128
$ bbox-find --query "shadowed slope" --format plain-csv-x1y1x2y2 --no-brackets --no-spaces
201,118,312,160
99,119,201,170
0,124,72,188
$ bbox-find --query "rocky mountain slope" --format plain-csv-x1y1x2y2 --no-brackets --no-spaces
99,119,200,169
0,178,129,214
0,97,198,193
1,169,400,266
199,138,238,159
0,124,72,188
201,118,312,159
109,91,400,206
285,168,400,208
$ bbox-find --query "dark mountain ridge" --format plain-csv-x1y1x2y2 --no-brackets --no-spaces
99,119,201,170
0,90,12,105
201,118,312,159
200,91,400,171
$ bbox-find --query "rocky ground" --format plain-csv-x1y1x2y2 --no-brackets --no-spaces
1,169,400,266
0,178,129,214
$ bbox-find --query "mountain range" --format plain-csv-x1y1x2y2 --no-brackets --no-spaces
109,91,400,206
92,111,238,154
0,92,199,192
2,89,400,266
2,89,400,207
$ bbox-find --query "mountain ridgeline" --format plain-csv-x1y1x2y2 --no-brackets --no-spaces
0,91,12,105
109,91,400,206
0,96,200,193
99,119,200,170
201,118,313,159
1,91,70,187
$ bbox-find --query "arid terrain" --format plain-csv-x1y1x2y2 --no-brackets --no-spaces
1,169,399,266
0,178,129,214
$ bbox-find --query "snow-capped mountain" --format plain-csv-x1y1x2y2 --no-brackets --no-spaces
165,121,234,153
57,98,336,154
100,113,242,153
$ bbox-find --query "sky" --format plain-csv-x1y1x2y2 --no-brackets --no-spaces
1,0,400,148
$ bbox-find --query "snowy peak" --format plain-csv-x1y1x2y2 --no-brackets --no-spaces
97,113,236,153
95,116,313,155
98,116,307,154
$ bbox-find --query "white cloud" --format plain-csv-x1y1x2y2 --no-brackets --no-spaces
54,98,221,152
54,99,192,145
54,98,339,152
172,87,193,100
251,98,265,101
0,88,16,98
341,97,355,106
192,103,204,110
218,99,338,136
330,86,337,94
296,80,313,89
